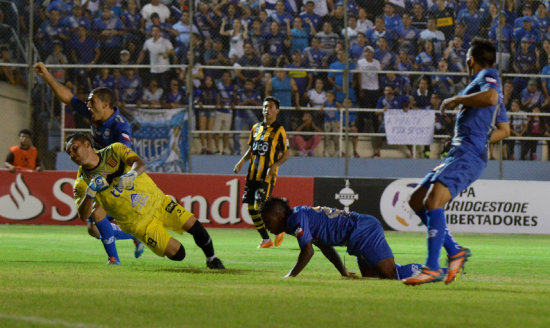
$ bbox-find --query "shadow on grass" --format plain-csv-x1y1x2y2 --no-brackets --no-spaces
147,267,253,275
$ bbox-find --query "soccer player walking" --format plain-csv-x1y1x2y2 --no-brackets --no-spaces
403,38,510,286
234,96,290,248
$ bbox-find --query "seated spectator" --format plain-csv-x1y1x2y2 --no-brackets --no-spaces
120,0,144,46
505,99,527,160
410,3,428,30
147,12,178,40
141,0,170,28
197,76,218,154
220,17,248,63
263,21,289,62
248,19,265,54
4,129,42,173
293,111,323,157
117,68,143,109
412,75,432,109
349,32,367,62
383,2,403,32
415,39,438,72
233,80,262,155
0,46,24,87
92,67,116,92
443,35,467,73
139,80,164,108
315,21,340,58
512,17,540,54
162,78,185,109
356,7,373,35
35,9,69,59
432,59,454,99
172,10,199,57
290,16,313,55
396,49,413,89
330,2,346,33
321,90,340,157
137,25,176,92
92,5,124,64
521,106,547,160
214,71,237,155
428,92,454,159
430,0,455,40
381,72,409,96
373,36,396,70
514,4,538,29
520,79,544,110
535,3,549,32
341,15,360,45
419,16,446,56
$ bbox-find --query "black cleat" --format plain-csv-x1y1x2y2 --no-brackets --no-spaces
206,257,226,270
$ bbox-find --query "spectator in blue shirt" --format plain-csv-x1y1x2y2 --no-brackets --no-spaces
397,12,420,58
268,0,294,29
512,38,538,97
117,68,143,109
289,17,313,55
263,21,289,62
488,14,514,72
366,15,395,49
328,49,357,104
120,0,144,46
299,0,321,34
520,79,545,110
35,9,69,59
194,3,218,40
374,36,396,70
62,5,91,33
162,78,185,109
415,39,438,71
456,0,482,45
383,2,403,32
303,36,329,79
233,80,262,155
92,5,124,64
512,17,541,53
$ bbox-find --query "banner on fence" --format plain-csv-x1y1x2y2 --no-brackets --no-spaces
131,107,189,173
0,171,314,227
384,109,435,145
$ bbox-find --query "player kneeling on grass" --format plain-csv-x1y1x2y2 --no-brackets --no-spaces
66,132,225,269
261,197,442,279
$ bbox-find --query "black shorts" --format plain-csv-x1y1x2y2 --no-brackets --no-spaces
242,180,273,204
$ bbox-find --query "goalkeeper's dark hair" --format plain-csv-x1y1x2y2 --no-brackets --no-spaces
470,37,496,68
65,132,93,151
261,197,292,218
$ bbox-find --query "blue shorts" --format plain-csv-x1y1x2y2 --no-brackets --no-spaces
419,147,486,199
347,214,393,267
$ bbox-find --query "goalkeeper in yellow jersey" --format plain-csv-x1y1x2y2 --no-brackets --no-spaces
66,132,224,269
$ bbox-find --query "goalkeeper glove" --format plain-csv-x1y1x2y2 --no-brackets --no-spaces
118,169,138,190
86,175,109,199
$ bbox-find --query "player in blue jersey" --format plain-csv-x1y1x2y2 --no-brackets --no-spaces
34,62,144,265
261,197,431,280
403,38,510,286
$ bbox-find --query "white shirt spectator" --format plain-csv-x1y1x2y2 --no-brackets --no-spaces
141,2,170,28
142,36,174,73
307,88,326,107
357,56,381,91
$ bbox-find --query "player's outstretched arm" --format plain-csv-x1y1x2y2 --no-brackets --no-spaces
285,241,315,278
33,62,74,105
233,146,251,174
490,121,511,143
316,243,355,278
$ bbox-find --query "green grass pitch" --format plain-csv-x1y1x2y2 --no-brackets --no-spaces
1,225,549,328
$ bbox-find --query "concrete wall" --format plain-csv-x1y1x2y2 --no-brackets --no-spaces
0,82,29,164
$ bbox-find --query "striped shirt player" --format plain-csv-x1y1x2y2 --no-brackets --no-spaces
234,96,290,248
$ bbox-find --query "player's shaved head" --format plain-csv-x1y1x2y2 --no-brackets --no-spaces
65,132,92,151
261,197,291,218
90,87,116,108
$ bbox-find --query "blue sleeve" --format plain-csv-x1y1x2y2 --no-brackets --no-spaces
112,121,133,147
288,211,313,249
69,97,91,119
376,98,383,108
496,103,508,123
479,70,500,92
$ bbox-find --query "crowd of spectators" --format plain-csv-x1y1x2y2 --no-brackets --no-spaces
5,0,550,159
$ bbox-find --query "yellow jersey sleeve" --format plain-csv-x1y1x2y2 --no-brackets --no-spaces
73,168,88,208
111,142,139,163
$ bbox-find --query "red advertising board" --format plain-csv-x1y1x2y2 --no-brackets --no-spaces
0,170,314,227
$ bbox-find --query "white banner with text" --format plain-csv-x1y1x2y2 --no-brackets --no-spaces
384,109,435,145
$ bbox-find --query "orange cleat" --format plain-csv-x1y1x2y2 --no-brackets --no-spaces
403,267,444,286
445,248,471,284
257,239,273,248
275,233,284,247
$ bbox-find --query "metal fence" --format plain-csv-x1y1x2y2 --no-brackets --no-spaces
1,0,550,172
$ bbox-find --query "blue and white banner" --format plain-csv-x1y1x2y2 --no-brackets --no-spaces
131,107,189,173
384,109,435,145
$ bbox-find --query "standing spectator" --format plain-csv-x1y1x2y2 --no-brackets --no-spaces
203,38,231,80
62,5,91,33
374,36,396,70
290,16,313,55
220,18,248,63
520,79,544,110
541,54,550,109
356,7,373,35
456,0,482,45
139,80,164,108
299,0,322,34
146,12,178,40
35,9,69,59
505,99,527,160
120,0,144,46
307,77,327,125
233,80,262,155
430,0,455,40
214,71,237,155
488,14,514,72
248,19,265,54
315,21,340,58
68,26,99,90
411,3,428,31
412,76,432,109
365,15,394,49
357,46,381,132
419,16,446,56
141,0,170,28
172,11,199,60
321,90,340,157
137,25,175,92
197,76,218,155
5,129,42,172
234,42,262,87
521,106,547,160
263,21,289,62
381,72,409,96
92,6,124,64
44,40,68,85
512,38,537,97
286,50,313,108
443,36,467,73
266,68,299,130
383,2,403,32
327,49,357,105
397,12,420,59
292,112,323,156
432,59,455,99
194,2,218,40
415,39,438,72
162,78,185,109
268,0,294,28
303,36,328,79
341,16,360,45
349,32,368,62
512,17,540,54
92,67,117,105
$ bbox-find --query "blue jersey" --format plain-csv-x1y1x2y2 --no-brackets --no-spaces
285,206,357,249
69,97,133,148
451,68,508,157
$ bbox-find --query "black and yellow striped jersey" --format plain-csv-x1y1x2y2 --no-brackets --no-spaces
246,120,288,184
